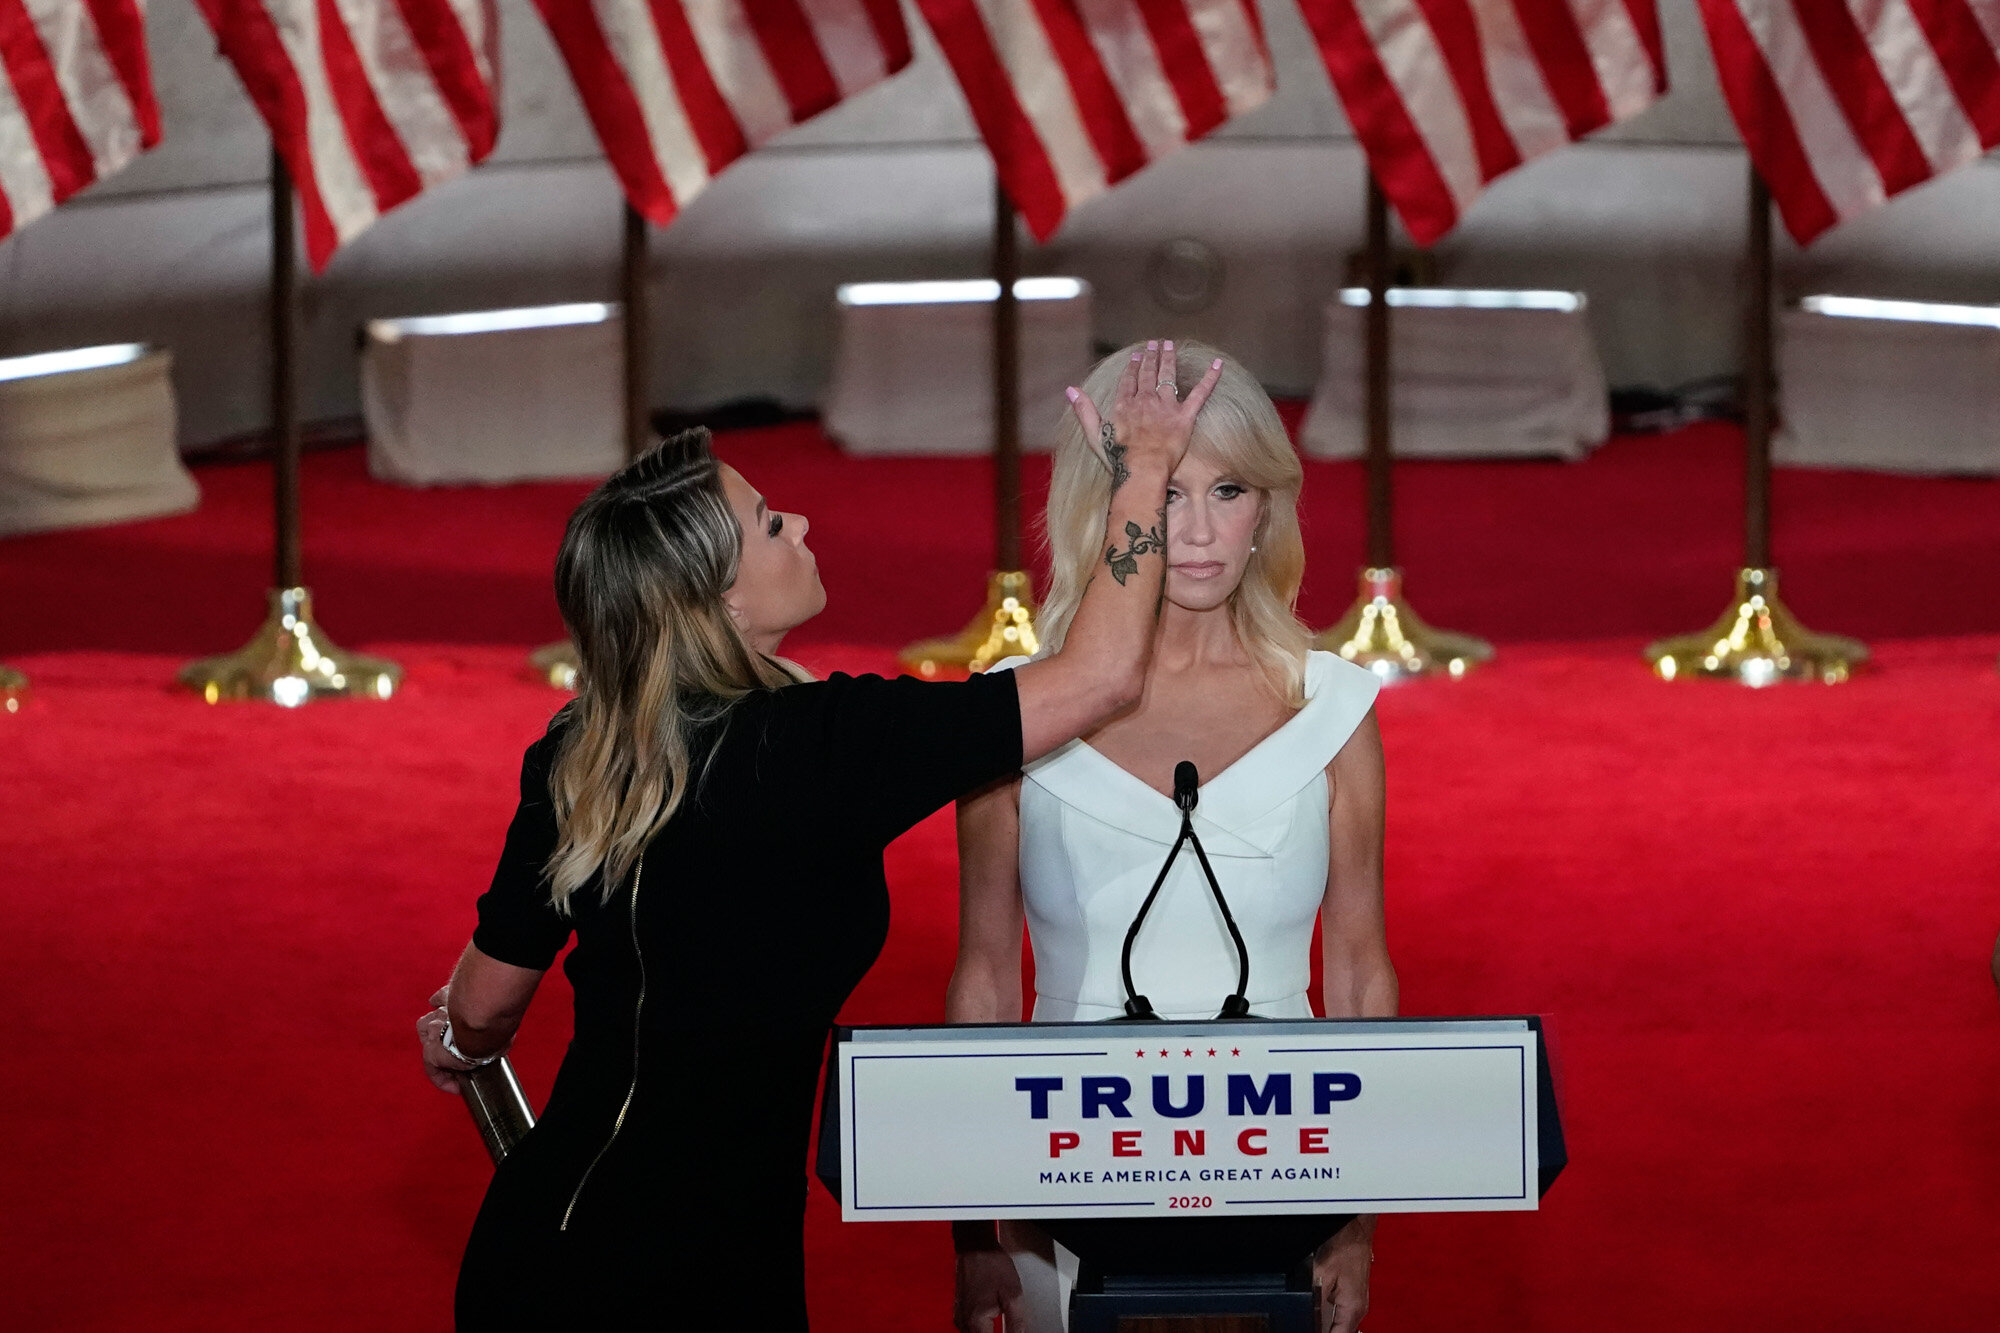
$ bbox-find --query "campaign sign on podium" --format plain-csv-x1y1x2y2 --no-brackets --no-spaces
819,1018,1556,1222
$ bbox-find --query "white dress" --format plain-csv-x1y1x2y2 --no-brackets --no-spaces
984,649,1381,1328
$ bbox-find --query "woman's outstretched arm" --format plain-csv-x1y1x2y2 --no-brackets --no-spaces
1013,341,1223,763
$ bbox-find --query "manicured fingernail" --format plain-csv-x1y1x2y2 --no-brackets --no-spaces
1131,351,1143,361
1064,386,1079,401
1146,340,1159,350
1163,339,1174,350
1211,358,1223,369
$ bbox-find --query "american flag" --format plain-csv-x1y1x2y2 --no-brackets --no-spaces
1299,0,1666,246
915,0,1275,241
534,0,913,228
193,0,500,271
0,0,160,243
1698,0,2000,244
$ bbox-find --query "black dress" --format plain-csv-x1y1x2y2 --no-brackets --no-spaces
454,670,1022,1329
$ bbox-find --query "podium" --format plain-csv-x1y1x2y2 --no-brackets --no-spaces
817,1016,1564,1331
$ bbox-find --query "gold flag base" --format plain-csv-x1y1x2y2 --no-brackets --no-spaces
529,640,578,691
899,570,1041,677
1,662,25,714
1315,567,1493,683
178,587,402,706
1645,567,1867,686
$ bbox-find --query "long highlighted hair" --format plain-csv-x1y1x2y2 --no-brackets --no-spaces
544,428,799,911
1037,340,1312,706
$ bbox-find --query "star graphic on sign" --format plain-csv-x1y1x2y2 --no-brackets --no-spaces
1207,1048,1217,1057
1183,1049,1194,1057
1159,1049,1170,1058
1231,1048,1241,1056
1135,1049,1146,1058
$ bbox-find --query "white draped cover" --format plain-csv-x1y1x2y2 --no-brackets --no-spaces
362,312,624,486
1778,307,2000,474
0,349,196,537
822,282,1093,456
1299,295,1609,461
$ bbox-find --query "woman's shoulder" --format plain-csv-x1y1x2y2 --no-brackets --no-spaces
1303,648,1382,704
1294,650,1380,759
515,706,576,790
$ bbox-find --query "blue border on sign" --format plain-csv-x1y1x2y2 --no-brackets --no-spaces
847,1042,1530,1212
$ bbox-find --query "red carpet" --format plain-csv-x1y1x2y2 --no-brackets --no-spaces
3,423,1999,1330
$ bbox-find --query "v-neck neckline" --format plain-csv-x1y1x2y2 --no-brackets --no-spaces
1015,652,1381,856
1073,655,1332,809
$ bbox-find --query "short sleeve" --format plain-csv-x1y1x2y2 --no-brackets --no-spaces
792,670,1023,847
470,731,575,971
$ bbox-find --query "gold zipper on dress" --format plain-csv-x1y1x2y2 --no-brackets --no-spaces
560,859,646,1232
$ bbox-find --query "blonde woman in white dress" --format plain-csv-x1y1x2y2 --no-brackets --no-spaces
948,341,1395,1333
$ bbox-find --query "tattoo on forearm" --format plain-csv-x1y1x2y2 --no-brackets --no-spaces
1102,423,1130,494
1104,517,1166,586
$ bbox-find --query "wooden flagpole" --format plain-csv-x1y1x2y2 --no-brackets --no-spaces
622,202,650,460
1315,172,1491,681
533,200,652,690
1644,165,1865,684
992,176,1023,574
898,174,1040,676
177,147,400,704
271,149,302,591
1363,173,1394,571
1743,172,1773,571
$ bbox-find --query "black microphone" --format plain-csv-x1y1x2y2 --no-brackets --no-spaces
1118,762,1254,1021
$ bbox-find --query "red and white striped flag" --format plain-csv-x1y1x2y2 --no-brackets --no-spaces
1299,0,1666,246
0,1,160,243
193,1,500,271
534,1,913,229
1698,1,2000,244
915,0,1275,242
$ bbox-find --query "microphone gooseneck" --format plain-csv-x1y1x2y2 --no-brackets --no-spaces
1117,831,1176,1020
1190,821,1254,1020
1118,761,1254,1022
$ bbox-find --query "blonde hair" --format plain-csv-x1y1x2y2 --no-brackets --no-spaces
544,428,800,912
1037,340,1311,706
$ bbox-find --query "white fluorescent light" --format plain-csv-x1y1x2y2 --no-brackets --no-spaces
1799,294,2000,328
0,343,148,383
838,277,1086,306
1338,287,1582,312
1015,277,1084,301
369,302,614,340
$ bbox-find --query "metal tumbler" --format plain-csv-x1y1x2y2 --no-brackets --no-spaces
460,1057,536,1164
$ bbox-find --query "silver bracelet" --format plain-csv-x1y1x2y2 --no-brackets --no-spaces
441,1020,501,1068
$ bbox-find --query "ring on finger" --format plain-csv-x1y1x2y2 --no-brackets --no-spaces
1157,380,1177,396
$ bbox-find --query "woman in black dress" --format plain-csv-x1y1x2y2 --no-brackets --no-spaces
417,342,1223,1328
